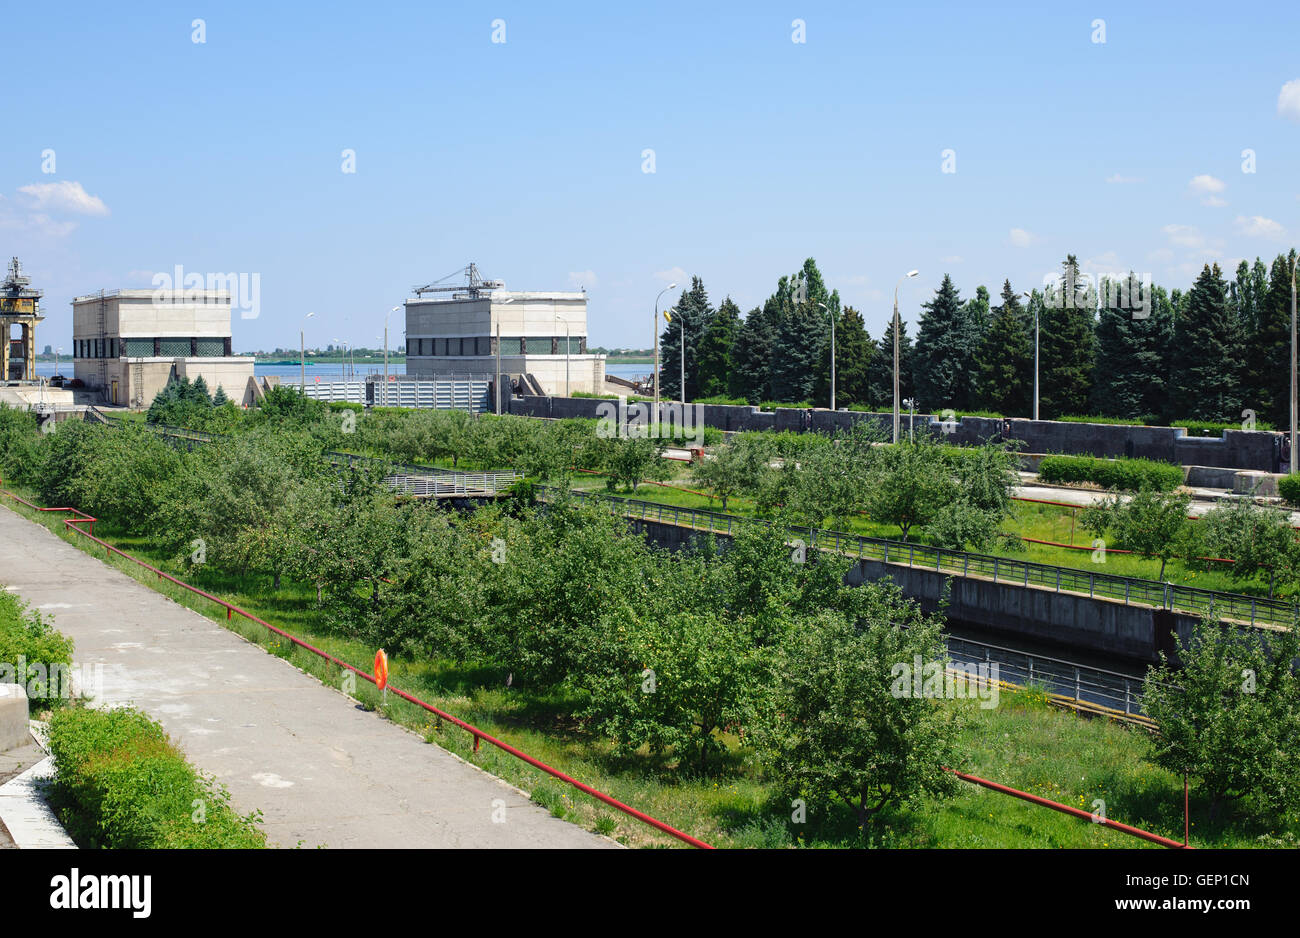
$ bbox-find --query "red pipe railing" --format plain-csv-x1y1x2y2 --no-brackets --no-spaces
1,485,713,849
944,767,1192,849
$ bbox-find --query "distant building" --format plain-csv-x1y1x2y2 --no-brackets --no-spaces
1,257,43,382
71,289,255,407
403,289,605,396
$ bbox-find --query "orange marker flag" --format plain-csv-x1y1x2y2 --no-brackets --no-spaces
374,648,389,691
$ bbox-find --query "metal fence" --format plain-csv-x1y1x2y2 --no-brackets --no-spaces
944,633,1160,723
323,450,519,496
549,487,1297,629
300,377,492,413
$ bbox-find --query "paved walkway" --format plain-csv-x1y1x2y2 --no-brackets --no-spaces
0,505,613,849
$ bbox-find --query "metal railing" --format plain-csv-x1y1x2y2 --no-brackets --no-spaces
547,487,1297,629
943,633,1160,726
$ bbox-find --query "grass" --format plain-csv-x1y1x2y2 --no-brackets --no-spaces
2,486,1293,848
568,467,1275,598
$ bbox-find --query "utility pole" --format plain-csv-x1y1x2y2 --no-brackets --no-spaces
653,283,677,418
893,271,919,443
300,312,314,393
1025,290,1039,421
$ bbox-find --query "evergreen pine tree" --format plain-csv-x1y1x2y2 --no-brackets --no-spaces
866,318,915,411
1172,264,1240,421
1037,255,1096,418
1090,274,1173,420
1247,252,1296,426
659,276,714,401
973,281,1032,415
912,274,968,412
730,304,778,403
771,260,834,403
696,297,741,399
816,306,873,408
213,384,229,406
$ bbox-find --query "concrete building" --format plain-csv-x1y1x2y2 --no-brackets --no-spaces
71,289,255,407
404,289,605,397
1,257,43,383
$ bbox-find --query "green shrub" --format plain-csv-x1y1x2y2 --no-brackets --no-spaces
47,706,265,849
1174,419,1273,436
0,591,75,711
1279,474,1300,507
1058,414,1161,426
1037,454,1183,491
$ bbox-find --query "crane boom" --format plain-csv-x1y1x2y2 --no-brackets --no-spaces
412,262,504,298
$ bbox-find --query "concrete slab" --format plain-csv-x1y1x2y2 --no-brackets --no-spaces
0,684,28,752
0,504,616,849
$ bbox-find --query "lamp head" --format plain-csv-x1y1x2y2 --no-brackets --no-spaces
906,270,919,278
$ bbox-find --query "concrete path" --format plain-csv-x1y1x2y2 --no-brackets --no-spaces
0,505,614,849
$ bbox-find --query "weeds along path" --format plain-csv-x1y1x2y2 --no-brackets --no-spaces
0,502,615,850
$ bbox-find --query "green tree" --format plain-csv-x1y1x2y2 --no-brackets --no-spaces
695,297,741,399
1198,498,1300,598
973,281,1032,415
1171,264,1240,422
866,319,914,411
864,440,958,540
1079,486,1193,580
1142,617,1300,821
1037,255,1095,418
754,584,964,830
817,306,874,408
912,274,969,412
729,304,779,403
659,276,714,401
1090,276,1173,420
691,433,772,511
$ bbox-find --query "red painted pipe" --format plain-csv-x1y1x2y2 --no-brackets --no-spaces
1,485,713,850
944,767,1192,849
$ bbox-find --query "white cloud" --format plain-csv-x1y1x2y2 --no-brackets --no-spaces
1278,79,1300,122
1234,214,1286,240
1189,174,1226,194
653,266,688,286
567,269,597,290
1161,224,1206,249
1105,173,1143,184
17,180,109,216
1188,174,1227,206
1008,228,1037,247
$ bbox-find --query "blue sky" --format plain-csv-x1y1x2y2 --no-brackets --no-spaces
4,1,1299,351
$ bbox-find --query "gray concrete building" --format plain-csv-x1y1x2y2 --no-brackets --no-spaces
404,289,606,397
71,289,255,407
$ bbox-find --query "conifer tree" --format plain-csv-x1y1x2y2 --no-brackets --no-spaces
912,274,969,412
696,297,741,399
1037,255,1095,417
1171,264,1240,421
973,281,1032,415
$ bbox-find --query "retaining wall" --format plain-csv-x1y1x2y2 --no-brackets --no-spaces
509,396,1279,470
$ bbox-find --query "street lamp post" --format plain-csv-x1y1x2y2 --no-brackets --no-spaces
300,312,315,392
653,283,677,417
1291,256,1297,469
893,270,919,443
385,305,399,407
1024,290,1038,421
494,296,513,414
663,307,685,405
903,397,917,442
555,311,571,397
819,302,835,410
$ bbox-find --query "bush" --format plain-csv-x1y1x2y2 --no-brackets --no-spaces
1037,454,1183,491
1175,419,1272,436
1279,474,1300,507
47,706,265,848
0,591,75,711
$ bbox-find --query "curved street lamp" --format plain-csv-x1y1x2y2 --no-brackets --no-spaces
893,271,919,443
819,302,835,411
653,283,677,414
300,312,315,392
